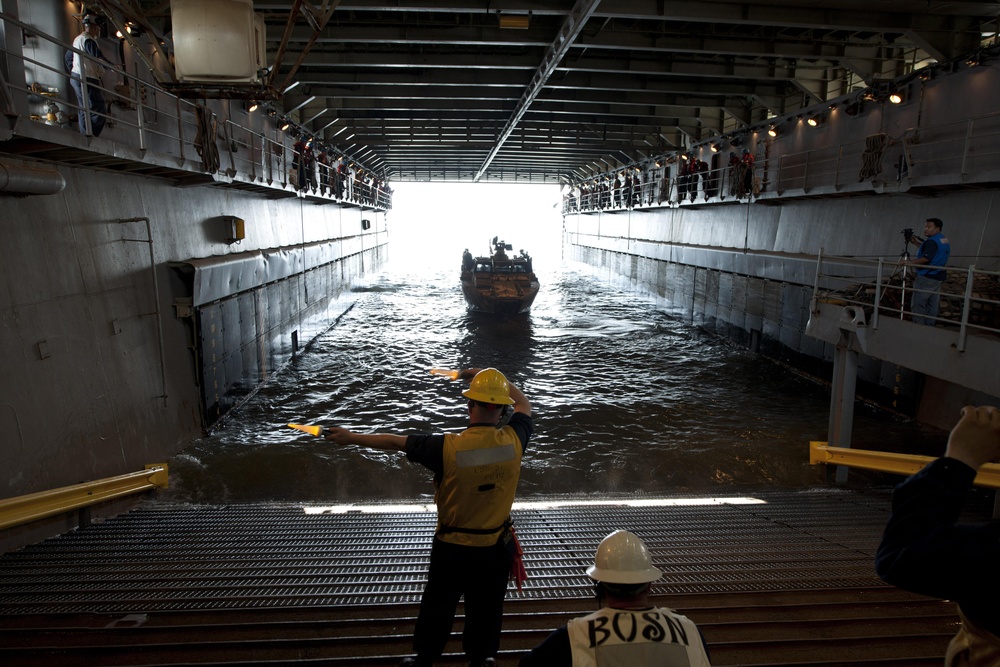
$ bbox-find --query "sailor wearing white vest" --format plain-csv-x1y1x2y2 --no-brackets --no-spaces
519,530,712,666
69,14,116,136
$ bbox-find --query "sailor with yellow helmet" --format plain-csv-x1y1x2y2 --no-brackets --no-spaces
323,367,533,667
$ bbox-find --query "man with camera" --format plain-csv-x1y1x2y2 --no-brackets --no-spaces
906,217,951,325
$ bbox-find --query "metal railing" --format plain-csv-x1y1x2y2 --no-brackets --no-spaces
0,12,392,210
810,442,1000,489
811,253,1000,351
562,108,1000,216
0,464,168,531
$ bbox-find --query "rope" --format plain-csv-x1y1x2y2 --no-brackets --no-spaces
858,133,889,181
194,104,220,174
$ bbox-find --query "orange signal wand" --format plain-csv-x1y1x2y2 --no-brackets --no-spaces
429,368,460,380
287,423,323,437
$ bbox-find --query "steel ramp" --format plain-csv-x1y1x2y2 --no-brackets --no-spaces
0,489,979,665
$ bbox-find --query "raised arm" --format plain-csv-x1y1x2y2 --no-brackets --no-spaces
944,405,1000,470
458,367,531,416
507,380,531,416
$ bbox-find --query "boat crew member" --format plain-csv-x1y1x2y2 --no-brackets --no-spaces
519,530,713,666
324,367,533,667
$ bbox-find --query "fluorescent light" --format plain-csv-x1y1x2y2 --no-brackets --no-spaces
498,13,530,29
301,496,766,515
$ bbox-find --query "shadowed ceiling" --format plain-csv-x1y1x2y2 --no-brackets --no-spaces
135,1,1000,182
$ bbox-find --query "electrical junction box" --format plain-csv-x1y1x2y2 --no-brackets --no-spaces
225,216,245,243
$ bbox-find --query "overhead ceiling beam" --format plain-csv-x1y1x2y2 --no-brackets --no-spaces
267,0,342,93
474,0,602,181
277,1,342,94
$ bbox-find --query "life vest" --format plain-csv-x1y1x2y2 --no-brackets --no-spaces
917,232,950,279
434,424,523,547
567,606,712,667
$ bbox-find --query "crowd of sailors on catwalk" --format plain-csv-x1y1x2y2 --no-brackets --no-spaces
562,147,759,214
34,12,394,211
292,133,392,207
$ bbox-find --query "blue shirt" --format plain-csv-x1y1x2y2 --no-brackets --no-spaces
916,232,950,279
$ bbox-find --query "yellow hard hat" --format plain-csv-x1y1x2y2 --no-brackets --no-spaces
462,368,515,405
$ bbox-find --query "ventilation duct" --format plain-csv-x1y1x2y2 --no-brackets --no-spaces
0,159,65,196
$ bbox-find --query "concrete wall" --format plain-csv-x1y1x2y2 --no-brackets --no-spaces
0,159,386,498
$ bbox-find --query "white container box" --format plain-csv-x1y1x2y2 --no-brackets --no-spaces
171,0,264,83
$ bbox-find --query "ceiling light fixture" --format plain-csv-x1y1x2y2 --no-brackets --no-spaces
497,11,531,29
767,124,779,137
889,91,903,104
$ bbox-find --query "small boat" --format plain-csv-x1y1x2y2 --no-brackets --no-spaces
461,237,540,315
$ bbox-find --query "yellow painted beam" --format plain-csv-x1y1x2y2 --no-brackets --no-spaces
810,442,1000,489
0,464,168,531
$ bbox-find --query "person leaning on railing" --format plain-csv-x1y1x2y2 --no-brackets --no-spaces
876,405,1000,666
69,14,117,137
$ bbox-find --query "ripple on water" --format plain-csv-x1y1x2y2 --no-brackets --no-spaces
163,263,946,503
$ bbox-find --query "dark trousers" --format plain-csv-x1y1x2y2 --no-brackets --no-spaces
413,536,511,663
69,76,106,137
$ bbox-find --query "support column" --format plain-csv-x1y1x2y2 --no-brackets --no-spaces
827,342,858,484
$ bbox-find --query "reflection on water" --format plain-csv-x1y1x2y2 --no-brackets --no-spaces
164,261,947,504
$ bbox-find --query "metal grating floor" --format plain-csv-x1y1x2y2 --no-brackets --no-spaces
0,489,919,615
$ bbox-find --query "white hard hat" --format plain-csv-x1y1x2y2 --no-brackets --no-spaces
586,530,662,584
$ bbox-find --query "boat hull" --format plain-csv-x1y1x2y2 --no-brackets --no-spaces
461,272,539,314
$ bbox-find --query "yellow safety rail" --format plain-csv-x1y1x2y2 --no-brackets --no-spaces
810,442,1000,489
0,464,168,531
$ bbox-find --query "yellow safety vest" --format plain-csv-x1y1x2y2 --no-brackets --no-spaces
567,607,712,667
435,424,523,547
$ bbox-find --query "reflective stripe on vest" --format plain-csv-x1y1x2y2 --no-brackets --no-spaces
456,444,516,467
567,607,712,667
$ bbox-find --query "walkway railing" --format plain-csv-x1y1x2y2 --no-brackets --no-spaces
562,108,1000,216
0,12,392,210
0,464,168,532
810,254,1000,351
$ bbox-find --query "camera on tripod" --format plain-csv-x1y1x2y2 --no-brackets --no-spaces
901,228,914,242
